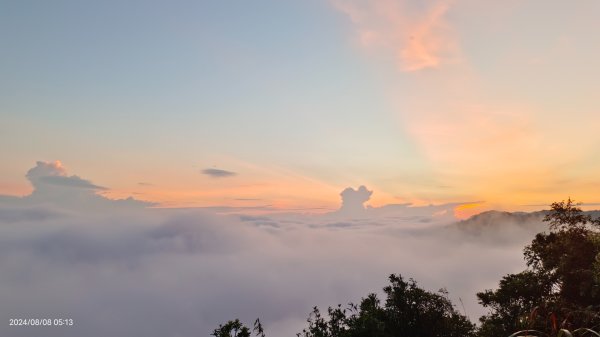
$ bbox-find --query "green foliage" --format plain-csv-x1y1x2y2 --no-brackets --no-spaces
477,272,554,336
542,198,600,233
478,198,600,337
295,274,476,337
212,275,475,337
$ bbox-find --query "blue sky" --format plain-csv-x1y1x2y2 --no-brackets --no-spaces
2,0,600,213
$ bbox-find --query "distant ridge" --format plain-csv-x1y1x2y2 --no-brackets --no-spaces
446,209,600,245
456,210,546,233
440,210,547,246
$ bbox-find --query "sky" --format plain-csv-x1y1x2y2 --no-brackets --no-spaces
2,0,600,215
2,2,600,336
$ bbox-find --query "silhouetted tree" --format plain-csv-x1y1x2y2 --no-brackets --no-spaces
211,319,265,337
214,274,475,337
477,198,600,336
296,275,475,337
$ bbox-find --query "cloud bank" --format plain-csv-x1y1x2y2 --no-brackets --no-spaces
0,163,553,337
26,161,107,191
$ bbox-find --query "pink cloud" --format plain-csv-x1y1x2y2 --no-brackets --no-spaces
331,0,458,71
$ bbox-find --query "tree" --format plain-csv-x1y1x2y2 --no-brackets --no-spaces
211,319,265,337
214,274,475,337
297,274,475,337
477,198,600,336
212,199,600,337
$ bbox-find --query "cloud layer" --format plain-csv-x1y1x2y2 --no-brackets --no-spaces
0,163,551,337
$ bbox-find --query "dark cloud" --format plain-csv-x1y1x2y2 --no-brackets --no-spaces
202,168,237,178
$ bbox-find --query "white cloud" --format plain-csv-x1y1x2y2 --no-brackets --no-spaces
26,161,106,190
2,161,154,212
0,164,550,337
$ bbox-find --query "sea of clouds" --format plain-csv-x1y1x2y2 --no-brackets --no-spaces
0,162,548,337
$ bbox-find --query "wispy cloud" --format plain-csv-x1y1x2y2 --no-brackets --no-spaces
331,0,458,71
201,168,237,178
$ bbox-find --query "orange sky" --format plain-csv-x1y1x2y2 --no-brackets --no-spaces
2,1,600,215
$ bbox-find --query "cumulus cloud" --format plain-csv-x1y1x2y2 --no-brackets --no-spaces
332,186,459,225
0,161,154,211
202,168,237,178
339,185,372,215
0,167,558,337
26,161,106,190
